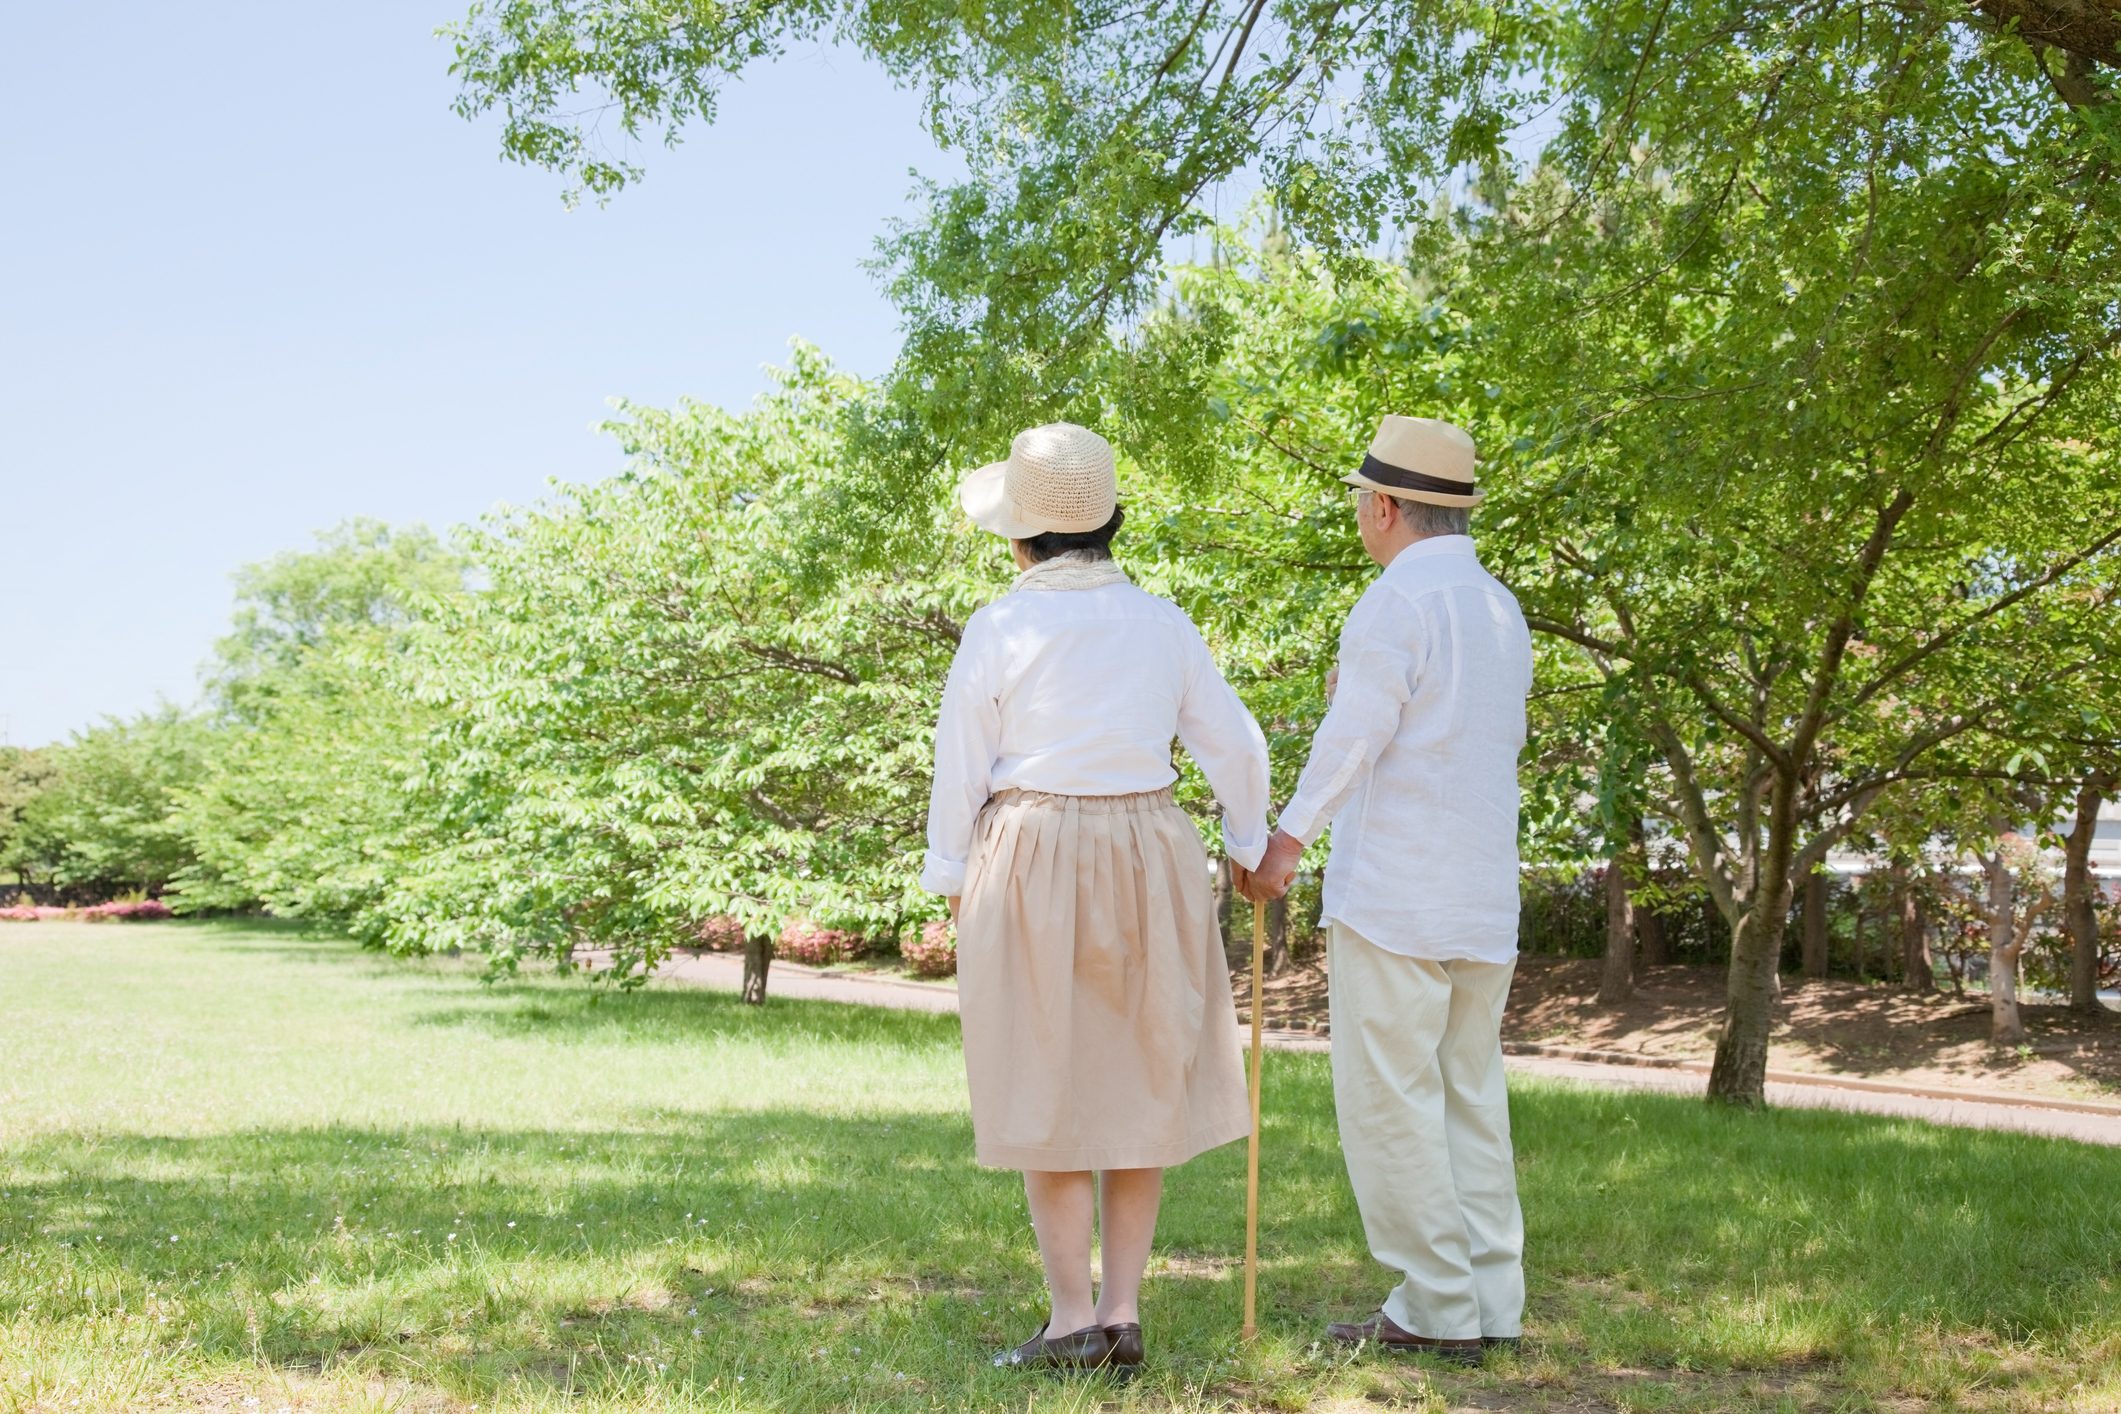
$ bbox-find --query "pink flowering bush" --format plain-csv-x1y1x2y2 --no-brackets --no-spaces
0,899,172,922
776,919,865,966
902,919,957,978
692,915,746,952
83,899,174,922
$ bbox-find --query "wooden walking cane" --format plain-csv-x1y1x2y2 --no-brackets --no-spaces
1242,896,1266,1340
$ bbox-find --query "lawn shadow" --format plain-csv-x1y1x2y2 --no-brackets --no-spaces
11,1073,2120,1408
7,1101,1348,1407
409,973,968,1055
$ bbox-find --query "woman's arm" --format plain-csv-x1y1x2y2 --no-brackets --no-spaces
920,616,1001,896
1175,622,1271,871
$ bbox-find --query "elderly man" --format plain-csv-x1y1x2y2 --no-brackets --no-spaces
1239,414,1532,1366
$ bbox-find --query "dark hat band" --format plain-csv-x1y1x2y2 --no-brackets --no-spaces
1357,454,1476,498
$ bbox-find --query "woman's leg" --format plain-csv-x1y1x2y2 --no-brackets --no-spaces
1023,1169,1098,1334
1094,1167,1164,1325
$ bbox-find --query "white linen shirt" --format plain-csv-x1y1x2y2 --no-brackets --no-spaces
1278,536,1533,962
921,582,1271,896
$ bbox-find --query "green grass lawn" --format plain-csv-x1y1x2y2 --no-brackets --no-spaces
2,921,2117,1412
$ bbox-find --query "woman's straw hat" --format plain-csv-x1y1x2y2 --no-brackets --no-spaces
960,423,1119,539
1341,415,1482,507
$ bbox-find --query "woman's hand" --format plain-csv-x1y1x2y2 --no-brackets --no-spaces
1236,830,1303,903
948,895,962,921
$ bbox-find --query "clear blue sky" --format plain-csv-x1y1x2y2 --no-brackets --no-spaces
0,3,951,748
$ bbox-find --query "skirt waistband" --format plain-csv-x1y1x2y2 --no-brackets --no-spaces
987,786,1178,815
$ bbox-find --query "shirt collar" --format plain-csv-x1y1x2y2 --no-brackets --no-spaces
1386,534,1478,567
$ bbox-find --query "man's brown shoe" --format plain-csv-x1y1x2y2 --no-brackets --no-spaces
991,1319,1112,1372
1325,1311,1483,1367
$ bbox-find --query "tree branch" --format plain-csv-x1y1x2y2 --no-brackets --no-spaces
1843,522,2121,717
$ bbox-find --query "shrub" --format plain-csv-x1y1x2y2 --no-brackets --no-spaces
82,899,174,922
902,919,957,978
0,905,76,922
776,919,864,966
692,915,746,952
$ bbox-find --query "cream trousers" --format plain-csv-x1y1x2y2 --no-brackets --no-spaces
1327,922,1525,1340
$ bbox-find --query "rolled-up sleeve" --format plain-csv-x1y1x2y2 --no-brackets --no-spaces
1175,623,1271,869
1277,590,1416,845
921,614,1001,895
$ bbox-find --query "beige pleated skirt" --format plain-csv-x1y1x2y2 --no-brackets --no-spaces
956,786,1252,1172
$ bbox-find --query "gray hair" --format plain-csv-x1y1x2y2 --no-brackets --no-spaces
1387,496,1471,537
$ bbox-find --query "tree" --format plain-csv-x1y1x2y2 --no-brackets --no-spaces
0,746,60,889
449,0,2121,1104
376,348,984,991
174,521,468,924
1099,231,2117,1099
19,710,211,897
2061,766,2118,1012
1977,816,2061,1044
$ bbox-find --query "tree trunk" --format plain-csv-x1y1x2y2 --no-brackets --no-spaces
1598,851,1636,1006
1800,870,1830,980
741,933,773,1005
1897,867,1934,992
1637,905,1670,969
1708,776,1798,1106
1851,897,1868,983
1708,901,1787,1105
1983,846,2026,1045
2064,773,2112,1015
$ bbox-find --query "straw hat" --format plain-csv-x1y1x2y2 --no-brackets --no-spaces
1341,415,1482,507
959,423,1119,539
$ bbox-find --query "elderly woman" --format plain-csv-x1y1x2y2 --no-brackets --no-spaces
922,422,1269,1376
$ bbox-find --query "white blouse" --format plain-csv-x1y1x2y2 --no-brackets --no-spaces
921,582,1271,896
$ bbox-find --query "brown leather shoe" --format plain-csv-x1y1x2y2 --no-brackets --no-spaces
991,1319,1112,1372
1101,1322,1144,1377
1481,1334,1523,1355
1325,1311,1484,1367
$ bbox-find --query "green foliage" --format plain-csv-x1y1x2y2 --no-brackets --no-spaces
12,710,212,896
0,744,60,885
174,521,470,922
370,347,992,979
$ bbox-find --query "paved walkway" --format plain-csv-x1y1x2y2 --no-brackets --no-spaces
654,951,2121,1147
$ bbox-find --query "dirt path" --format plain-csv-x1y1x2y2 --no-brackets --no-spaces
653,951,2121,1147
1243,952,2121,1101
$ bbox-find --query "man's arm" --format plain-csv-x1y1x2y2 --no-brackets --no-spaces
1240,593,1415,900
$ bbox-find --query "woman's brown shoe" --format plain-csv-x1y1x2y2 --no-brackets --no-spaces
992,1320,1112,1372
1101,1322,1144,1378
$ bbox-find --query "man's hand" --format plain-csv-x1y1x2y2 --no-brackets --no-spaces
947,895,961,922
1236,829,1304,903
1326,662,1339,704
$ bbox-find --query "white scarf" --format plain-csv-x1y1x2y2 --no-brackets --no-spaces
1012,551,1132,593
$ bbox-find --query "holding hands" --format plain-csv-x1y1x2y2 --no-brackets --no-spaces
1234,828,1304,904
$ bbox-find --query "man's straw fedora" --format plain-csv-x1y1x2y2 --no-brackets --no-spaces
960,423,1120,539
1341,415,1483,508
